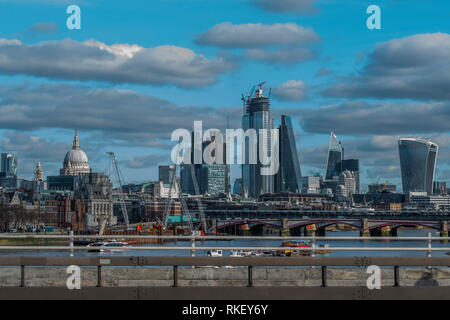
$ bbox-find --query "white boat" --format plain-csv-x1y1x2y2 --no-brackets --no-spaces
206,249,223,257
230,249,251,257
87,240,128,252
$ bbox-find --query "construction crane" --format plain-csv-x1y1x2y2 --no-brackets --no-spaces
377,180,390,193
106,152,129,231
189,162,207,234
161,142,195,233
257,81,266,90
160,141,208,234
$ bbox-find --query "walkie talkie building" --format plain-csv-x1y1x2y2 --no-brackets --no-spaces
398,138,438,195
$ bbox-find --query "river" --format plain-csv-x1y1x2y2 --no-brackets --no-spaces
0,228,449,258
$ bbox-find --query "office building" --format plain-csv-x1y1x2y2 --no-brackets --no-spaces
159,165,176,185
1,153,17,178
180,134,229,195
398,138,438,195
242,84,274,197
274,115,302,193
325,132,343,180
341,159,360,193
433,181,447,195
300,176,320,194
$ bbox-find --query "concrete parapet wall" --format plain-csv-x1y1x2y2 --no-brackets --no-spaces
1,266,450,287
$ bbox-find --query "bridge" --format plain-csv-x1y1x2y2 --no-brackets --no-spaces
195,209,450,237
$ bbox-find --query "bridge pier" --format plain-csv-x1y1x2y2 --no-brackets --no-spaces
280,218,290,237
239,224,251,236
210,219,217,234
305,224,316,237
381,226,391,237
360,219,370,237
441,221,448,241
391,227,398,237
317,227,326,237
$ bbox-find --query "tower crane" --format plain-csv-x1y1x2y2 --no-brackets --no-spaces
160,142,207,234
160,142,194,233
106,152,129,232
257,81,266,90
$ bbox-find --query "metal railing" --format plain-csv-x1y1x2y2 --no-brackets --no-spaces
1,256,450,288
0,234,449,254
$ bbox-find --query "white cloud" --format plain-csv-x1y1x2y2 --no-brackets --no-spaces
0,38,236,88
250,0,319,15
196,22,319,48
325,33,450,100
273,80,307,101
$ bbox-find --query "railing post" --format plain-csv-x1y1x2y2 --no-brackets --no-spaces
248,266,253,287
20,265,25,287
394,266,400,287
97,265,102,287
69,230,74,257
427,232,432,270
173,265,178,287
191,238,195,269
321,266,327,287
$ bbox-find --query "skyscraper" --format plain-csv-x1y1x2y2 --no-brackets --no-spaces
1,153,17,178
341,159,360,194
325,132,343,180
180,133,229,195
242,84,274,198
159,165,176,185
398,138,438,195
275,115,302,193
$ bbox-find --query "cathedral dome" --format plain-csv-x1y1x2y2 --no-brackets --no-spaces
60,129,90,176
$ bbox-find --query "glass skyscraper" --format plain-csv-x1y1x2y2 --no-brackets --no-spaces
275,115,302,193
398,138,438,195
1,153,17,178
180,134,229,195
325,132,343,180
242,85,274,198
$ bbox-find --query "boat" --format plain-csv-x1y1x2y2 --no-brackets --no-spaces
230,249,251,257
87,240,128,252
206,249,223,257
276,240,311,257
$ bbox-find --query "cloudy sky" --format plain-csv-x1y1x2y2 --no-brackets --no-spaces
0,0,448,191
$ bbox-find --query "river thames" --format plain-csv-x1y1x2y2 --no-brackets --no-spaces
0,229,449,258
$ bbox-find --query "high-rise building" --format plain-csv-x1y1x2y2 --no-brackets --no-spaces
398,138,438,195
341,159,360,194
325,132,343,180
275,115,301,193
1,153,17,178
233,178,243,195
337,170,356,199
301,176,320,194
159,165,176,185
433,181,447,195
180,133,229,195
242,84,274,198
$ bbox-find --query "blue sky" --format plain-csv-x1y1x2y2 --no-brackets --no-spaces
0,0,448,192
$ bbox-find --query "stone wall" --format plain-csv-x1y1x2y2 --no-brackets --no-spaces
1,266,450,287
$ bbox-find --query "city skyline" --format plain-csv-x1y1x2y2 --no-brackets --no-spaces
0,0,448,192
